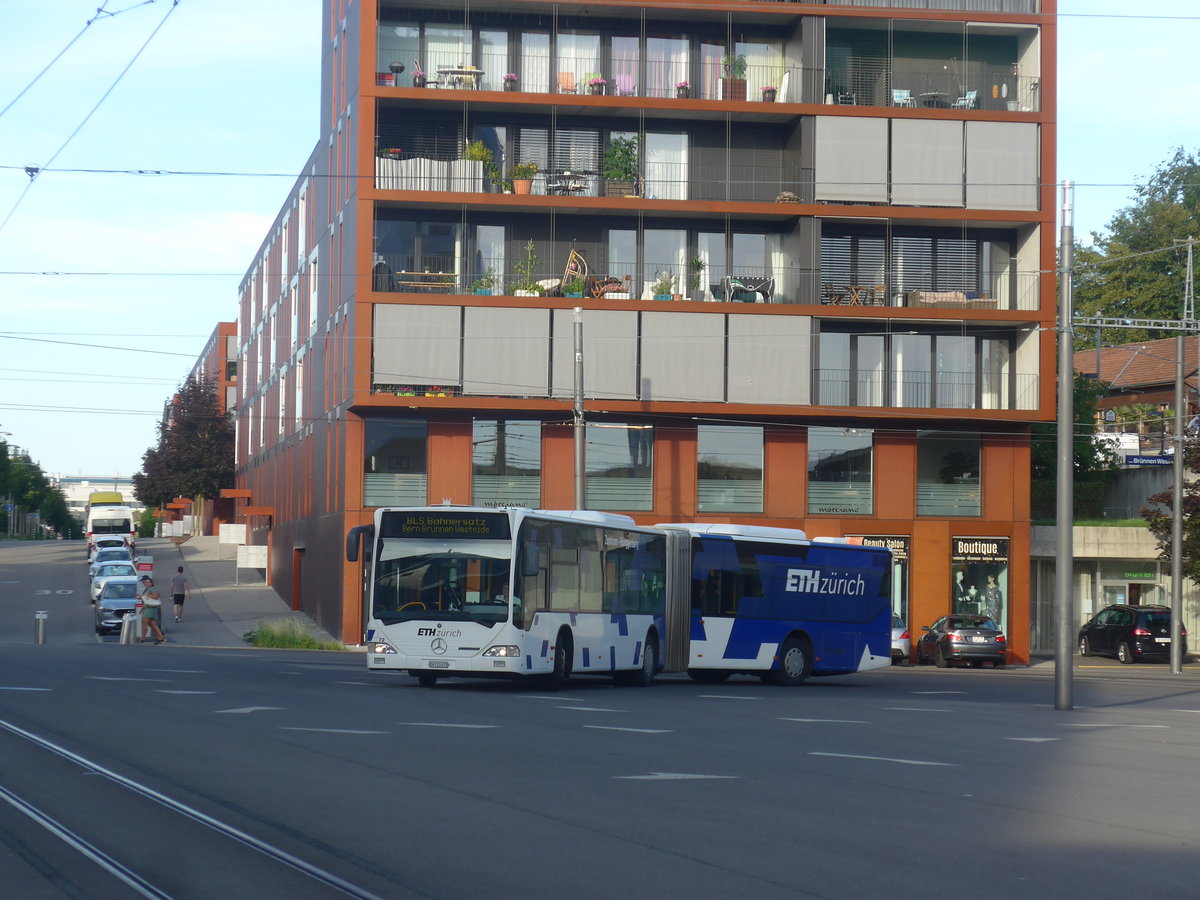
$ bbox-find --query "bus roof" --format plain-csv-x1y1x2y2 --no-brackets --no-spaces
655,522,810,543
87,491,124,507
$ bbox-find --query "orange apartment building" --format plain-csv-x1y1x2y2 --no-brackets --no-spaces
235,0,1055,660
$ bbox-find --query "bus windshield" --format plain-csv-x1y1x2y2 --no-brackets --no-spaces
373,539,512,626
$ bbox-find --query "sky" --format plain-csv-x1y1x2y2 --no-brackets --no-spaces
0,0,1198,481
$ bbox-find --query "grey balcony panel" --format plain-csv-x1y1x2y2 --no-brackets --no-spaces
966,121,1039,211
373,304,461,385
815,116,887,203
640,312,725,402
551,309,638,400
891,119,964,207
727,315,811,405
463,307,550,396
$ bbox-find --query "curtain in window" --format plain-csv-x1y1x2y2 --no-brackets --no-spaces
644,133,687,201
646,37,688,99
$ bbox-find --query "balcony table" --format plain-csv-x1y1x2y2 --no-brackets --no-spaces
436,67,484,89
393,272,457,292
919,91,951,108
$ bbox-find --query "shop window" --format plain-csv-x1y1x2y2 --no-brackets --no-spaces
364,420,427,506
808,427,873,515
697,425,763,513
917,432,980,516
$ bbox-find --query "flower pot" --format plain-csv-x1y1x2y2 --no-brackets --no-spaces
504,82,517,92
672,293,683,302
653,294,671,302
762,89,777,103
589,84,605,95
565,291,583,298
413,74,427,88
512,178,532,195
474,289,492,296
676,86,689,99
605,180,636,198
721,78,747,102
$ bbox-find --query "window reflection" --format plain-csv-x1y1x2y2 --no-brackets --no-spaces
697,425,763,513
808,427,873,515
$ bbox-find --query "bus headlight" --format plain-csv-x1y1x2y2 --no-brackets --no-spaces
483,645,521,657
369,640,397,654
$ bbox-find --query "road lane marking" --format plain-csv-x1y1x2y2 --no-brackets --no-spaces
336,681,376,686
584,725,671,734
912,691,967,695
1062,723,1167,729
779,717,868,724
810,752,957,767
155,690,216,695
523,695,584,701
699,695,760,700
1008,737,1059,742
398,722,497,729
145,669,205,674
884,706,950,712
215,706,284,714
556,706,623,712
87,676,170,682
0,687,51,692
280,727,390,734
616,772,738,780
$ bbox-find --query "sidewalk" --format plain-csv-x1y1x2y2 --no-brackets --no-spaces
135,536,342,649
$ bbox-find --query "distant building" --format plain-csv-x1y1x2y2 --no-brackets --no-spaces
56,475,143,522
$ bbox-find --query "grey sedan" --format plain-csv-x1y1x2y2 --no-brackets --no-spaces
917,615,1007,668
95,577,140,635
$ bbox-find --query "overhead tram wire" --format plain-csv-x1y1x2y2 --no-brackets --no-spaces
0,0,183,237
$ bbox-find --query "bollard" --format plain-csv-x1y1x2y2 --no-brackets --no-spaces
119,613,137,645
34,610,47,645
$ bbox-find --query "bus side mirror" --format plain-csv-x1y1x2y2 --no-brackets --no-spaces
346,524,374,562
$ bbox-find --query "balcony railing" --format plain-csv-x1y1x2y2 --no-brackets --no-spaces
825,58,1040,113
371,252,1042,310
815,368,1037,411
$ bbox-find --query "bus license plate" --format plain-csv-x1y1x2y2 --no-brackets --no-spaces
428,660,450,668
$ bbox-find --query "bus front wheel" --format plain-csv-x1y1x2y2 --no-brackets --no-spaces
772,637,811,686
616,633,658,687
543,632,572,691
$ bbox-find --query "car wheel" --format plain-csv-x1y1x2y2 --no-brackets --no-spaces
1117,642,1134,664
935,645,949,668
993,661,1006,669
1079,635,1090,657
772,637,811,686
899,654,911,667
415,672,438,687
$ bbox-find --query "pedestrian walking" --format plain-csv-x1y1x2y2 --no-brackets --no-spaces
139,586,166,644
170,566,192,623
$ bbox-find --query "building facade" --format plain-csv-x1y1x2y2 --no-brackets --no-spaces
236,0,1056,660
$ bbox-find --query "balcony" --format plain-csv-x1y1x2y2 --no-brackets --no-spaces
825,58,1040,113
815,368,1038,411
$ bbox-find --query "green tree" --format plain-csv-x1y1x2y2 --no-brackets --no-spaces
133,376,234,522
1074,147,1200,348
1030,373,1121,519
1143,435,1200,582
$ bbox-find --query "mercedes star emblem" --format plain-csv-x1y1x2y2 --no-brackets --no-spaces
431,637,448,654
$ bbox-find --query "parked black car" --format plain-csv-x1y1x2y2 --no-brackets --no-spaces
1078,604,1186,664
917,615,1007,668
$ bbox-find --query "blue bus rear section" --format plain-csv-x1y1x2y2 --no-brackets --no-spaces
679,529,893,678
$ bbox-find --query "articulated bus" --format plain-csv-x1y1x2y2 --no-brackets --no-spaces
347,506,892,688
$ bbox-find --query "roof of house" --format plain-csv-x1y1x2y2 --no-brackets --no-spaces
1074,337,1200,390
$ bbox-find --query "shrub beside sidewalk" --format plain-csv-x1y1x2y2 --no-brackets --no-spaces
243,618,346,651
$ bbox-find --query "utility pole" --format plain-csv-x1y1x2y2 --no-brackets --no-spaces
1055,182,1074,711
573,307,586,509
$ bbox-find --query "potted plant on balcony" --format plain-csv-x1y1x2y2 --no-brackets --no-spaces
676,81,690,99
511,161,538,195
652,272,675,301
464,140,495,191
721,54,747,101
471,267,497,296
761,84,777,103
412,62,427,88
563,275,586,298
688,256,707,302
503,72,518,91
512,240,541,296
588,76,607,95
602,135,639,198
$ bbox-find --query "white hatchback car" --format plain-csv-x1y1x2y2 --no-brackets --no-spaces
88,547,134,578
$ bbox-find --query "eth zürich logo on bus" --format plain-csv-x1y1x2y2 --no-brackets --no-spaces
431,637,448,654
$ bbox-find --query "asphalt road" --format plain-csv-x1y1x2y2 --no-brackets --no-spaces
3,539,1200,898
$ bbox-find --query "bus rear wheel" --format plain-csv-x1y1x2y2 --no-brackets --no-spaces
616,633,657,687
772,637,811,686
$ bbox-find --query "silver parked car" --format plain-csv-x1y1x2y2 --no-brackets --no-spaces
891,614,911,665
90,561,138,602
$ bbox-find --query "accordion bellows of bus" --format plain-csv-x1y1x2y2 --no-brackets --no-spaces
348,507,892,689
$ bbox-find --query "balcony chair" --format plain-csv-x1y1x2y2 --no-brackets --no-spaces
892,88,916,108
588,274,632,299
557,72,577,94
952,90,978,109
614,73,636,96
722,275,774,303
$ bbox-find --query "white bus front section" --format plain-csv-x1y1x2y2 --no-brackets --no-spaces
366,610,664,679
